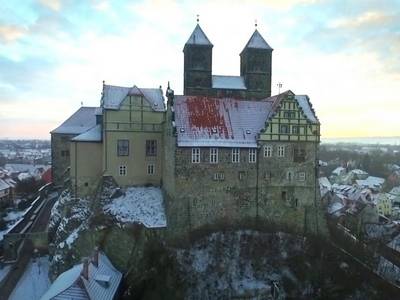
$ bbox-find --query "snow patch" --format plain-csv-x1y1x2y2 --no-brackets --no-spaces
104,187,166,228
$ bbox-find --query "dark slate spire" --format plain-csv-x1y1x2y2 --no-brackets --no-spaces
184,24,213,47
241,29,272,54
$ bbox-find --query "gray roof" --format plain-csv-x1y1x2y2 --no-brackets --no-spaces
51,107,98,135
102,84,165,112
0,179,10,191
174,95,274,148
184,24,213,47
212,75,247,90
295,95,319,124
72,124,102,142
40,252,122,300
242,29,273,53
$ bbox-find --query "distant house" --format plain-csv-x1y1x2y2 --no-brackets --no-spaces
329,166,347,184
0,179,12,206
355,176,385,192
375,193,392,217
332,166,347,177
40,250,122,300
4,163,50,181
41,168,52,184
319,177,332,198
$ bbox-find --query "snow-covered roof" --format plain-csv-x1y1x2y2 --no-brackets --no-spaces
328,202,344,215
102,84,165,112
332,166,346,176
40,252,122,300
0,179,10,191
174,95,274,148
72,124,102,142
104,187,166,228
184,24,213,46
295,95,319,124
212,75,247,90
350,169,368,175
319,177,331,188
389,186,400,196
5,163,50,174
356,176,385,190
51,107,98,135
241,29,272,53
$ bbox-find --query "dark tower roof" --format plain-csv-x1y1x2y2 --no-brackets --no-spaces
184,24,213,48
241,29,273,54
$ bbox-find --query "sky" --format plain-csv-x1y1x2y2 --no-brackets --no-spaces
0,0,399,139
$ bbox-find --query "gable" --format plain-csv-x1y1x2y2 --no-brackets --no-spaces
260,93,320,142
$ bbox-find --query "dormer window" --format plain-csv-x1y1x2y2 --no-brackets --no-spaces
95,274,111,288
212,128,217,134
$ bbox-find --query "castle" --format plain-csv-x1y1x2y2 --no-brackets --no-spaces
51,24,324,235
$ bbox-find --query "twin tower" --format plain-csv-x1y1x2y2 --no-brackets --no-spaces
183,24,273,99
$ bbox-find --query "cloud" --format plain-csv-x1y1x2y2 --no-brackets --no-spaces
0,25,27,43
329,11,396,29
38,0,62,11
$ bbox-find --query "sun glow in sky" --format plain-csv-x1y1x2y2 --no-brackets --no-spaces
0,0,399,139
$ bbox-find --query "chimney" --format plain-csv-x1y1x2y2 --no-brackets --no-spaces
81,258,89,280
92,247,99,268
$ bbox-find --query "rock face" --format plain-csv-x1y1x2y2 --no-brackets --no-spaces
47,186,392,299
175,230,304,299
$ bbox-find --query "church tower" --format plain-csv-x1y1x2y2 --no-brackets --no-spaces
240,29,273,98
183,24,213,96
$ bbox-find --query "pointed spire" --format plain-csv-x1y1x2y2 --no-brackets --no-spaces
184,24,213,47
241,29,273,54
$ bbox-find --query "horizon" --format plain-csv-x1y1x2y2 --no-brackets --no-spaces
0,0,399,139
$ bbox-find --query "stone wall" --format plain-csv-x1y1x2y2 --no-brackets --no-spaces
51,133,75,187
165,141,328,236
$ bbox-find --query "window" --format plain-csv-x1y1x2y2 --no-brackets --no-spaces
192,148,200,163
239,171,245,180
281,191,287,201
298,172,306,181
146,140,157,156
119,165,127,176
283,111,296,119
278,146,285,157
292,126,299,134
264,145,273,157
147,164,155,175
213,172,225,181
210,148,218,164
294,147,306,162
117,140,129,156
249,149,257,163
287,171,293,182
280,125,289,134
232,148,240,163
61,150,70,157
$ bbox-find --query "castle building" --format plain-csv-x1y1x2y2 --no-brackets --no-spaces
51,24,325,235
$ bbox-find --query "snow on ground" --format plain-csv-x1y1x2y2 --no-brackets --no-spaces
175,231,304,298
9,256,51,300
103,187,166,228
0,208,29,241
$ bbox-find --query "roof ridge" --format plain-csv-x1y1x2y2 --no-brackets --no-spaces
241,29,273,54
185,24,213,46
